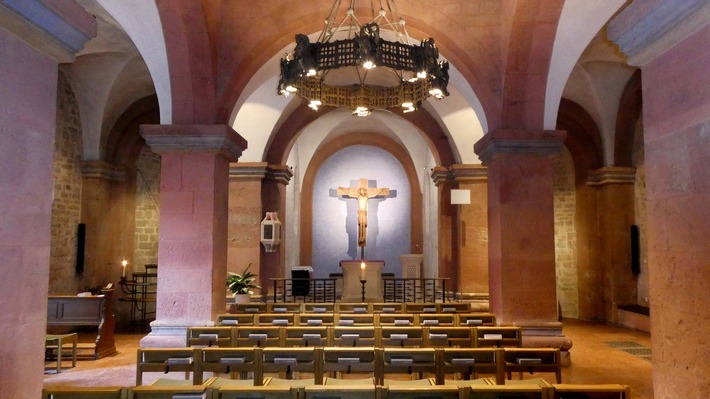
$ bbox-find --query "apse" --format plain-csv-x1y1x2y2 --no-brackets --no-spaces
312,144,410,278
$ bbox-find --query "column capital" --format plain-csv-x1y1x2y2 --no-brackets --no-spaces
80,160,126,181
140,124,247,162
266,164,293,185
474,129,566,165
430,166,450,186
229,162,268,181
450,164,488,182
587,167,636,186
607,0,710,66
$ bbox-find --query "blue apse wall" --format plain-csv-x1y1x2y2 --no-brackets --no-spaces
312,145,411,278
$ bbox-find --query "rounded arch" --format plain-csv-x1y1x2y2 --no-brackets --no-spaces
299,133,423,265
614,69,642,167
264,103,457,167
105,95,160,168
557,98,604,184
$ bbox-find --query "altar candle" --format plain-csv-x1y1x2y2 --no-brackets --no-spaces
360,261,366,280
121,259,128,277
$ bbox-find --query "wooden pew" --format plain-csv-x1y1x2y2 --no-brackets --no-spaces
380,348,437,385
503,348,562,384
322,347,379,380
473,326,522,348
186,326,234,348
284,326,331,347
437,348,505,385
46,289,117,359
136,348,200,385
200,347,263,383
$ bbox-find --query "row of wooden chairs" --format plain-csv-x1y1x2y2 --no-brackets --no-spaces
44,378,631,399
230,302,474,315
217,312,496,327
136,346,562,386
188,325,521,349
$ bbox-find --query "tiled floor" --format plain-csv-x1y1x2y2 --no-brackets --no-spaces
43,318,653,398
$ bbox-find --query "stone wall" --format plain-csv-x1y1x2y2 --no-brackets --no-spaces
133,148,160,271
632,117,649,307
553,148,579,318
48,71,83,294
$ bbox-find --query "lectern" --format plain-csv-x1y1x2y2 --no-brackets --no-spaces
339,260,384,302
291,266,313,297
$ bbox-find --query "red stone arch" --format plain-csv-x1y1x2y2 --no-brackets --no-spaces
556,98,604,185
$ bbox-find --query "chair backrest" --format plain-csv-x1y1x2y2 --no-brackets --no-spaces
268,303,303,313
42,387,126,399
303,303,335,314
216,385,294,399
437,347,504,385
457,313,496,327
380,348,436,384
404,303,439,314
335,313,375,326
262,347,323,383
551,384,631,399
129,385,209,399
296,313,335,326
337,303,373,314
258,313,296,327
284,326,331,347
234,326,284,347
425,326,474,348
372,303,403,314
418,313,457,327
322,347,379,376
200,347,263,385
473,326,522,347
136,348,200,385
469,384,549,399
438,303,471,313
377,313,415,327
216,314,255,326
332,326,378,347
233,303,268,314
385,385,461,399
303,384,378,399
380,326,424,347
186,327,234,347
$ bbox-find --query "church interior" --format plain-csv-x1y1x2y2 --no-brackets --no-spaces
1,1,708,399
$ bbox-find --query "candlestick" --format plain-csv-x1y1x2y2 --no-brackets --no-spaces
121,259,128,278
360,261,366,280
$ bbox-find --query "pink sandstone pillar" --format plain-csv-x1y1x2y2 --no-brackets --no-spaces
475,130,572,361
0,4,95,399
609,4,710,397
140,125,246,346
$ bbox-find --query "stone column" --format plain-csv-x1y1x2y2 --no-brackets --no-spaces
587,167,637,324
261,165,293,293
474,130,571,362
431,167,457,287
140,125,246,347
0,3,95,398
609,3,710,396
450,164,489,297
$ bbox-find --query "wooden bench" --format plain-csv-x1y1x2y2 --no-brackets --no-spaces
46,289,117,359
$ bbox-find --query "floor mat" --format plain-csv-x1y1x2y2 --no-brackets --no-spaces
604,341,652,361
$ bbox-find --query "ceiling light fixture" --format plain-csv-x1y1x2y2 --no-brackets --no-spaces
277,0,449,116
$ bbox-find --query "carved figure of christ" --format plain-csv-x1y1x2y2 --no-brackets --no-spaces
336,179,391,248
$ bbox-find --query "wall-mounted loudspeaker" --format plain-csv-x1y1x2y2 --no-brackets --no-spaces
630,224,640,275
76,223,86,274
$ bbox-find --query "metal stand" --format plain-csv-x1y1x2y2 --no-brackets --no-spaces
360,279,367,302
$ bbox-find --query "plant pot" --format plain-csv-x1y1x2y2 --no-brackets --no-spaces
232,293,251,304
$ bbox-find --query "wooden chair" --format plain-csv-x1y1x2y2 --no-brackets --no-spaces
380,326,424,347
503,348,562,383
296,313,335,326
473,327,522,348
377,313,415,327
186,326,234,348
425,326,474,348
303,303,335,314
42,387,126,399
129,377,216,399
258,313,296,327
383,385,461,399
216,314,255,327
322,347,379,380
200,347,262,383
262,347,323,383
551,384,631,398
337,303,372,314
232,303,268,314
267,303,303,313
136,348,200,385
418,313,456,327
335,313,375,326
234,326,284,347
284,326,331,347
469,384,550,399
380,348,437,385
332,326,378,347
303,384,378,399
457,313,497,327
437,348,505,385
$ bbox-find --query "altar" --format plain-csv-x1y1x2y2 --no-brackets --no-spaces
339,260,384,302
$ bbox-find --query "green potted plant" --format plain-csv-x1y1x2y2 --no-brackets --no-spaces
227,264,260,304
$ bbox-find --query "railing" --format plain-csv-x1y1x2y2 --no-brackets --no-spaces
270,277,448,303
382,278,448,303
271,278,337,303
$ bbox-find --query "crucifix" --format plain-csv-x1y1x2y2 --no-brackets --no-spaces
336,178,391,258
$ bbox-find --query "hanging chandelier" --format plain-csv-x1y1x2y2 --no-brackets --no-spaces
277,0,450,116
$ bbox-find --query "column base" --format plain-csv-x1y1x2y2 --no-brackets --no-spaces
517,322,574,366
139,320,214,348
